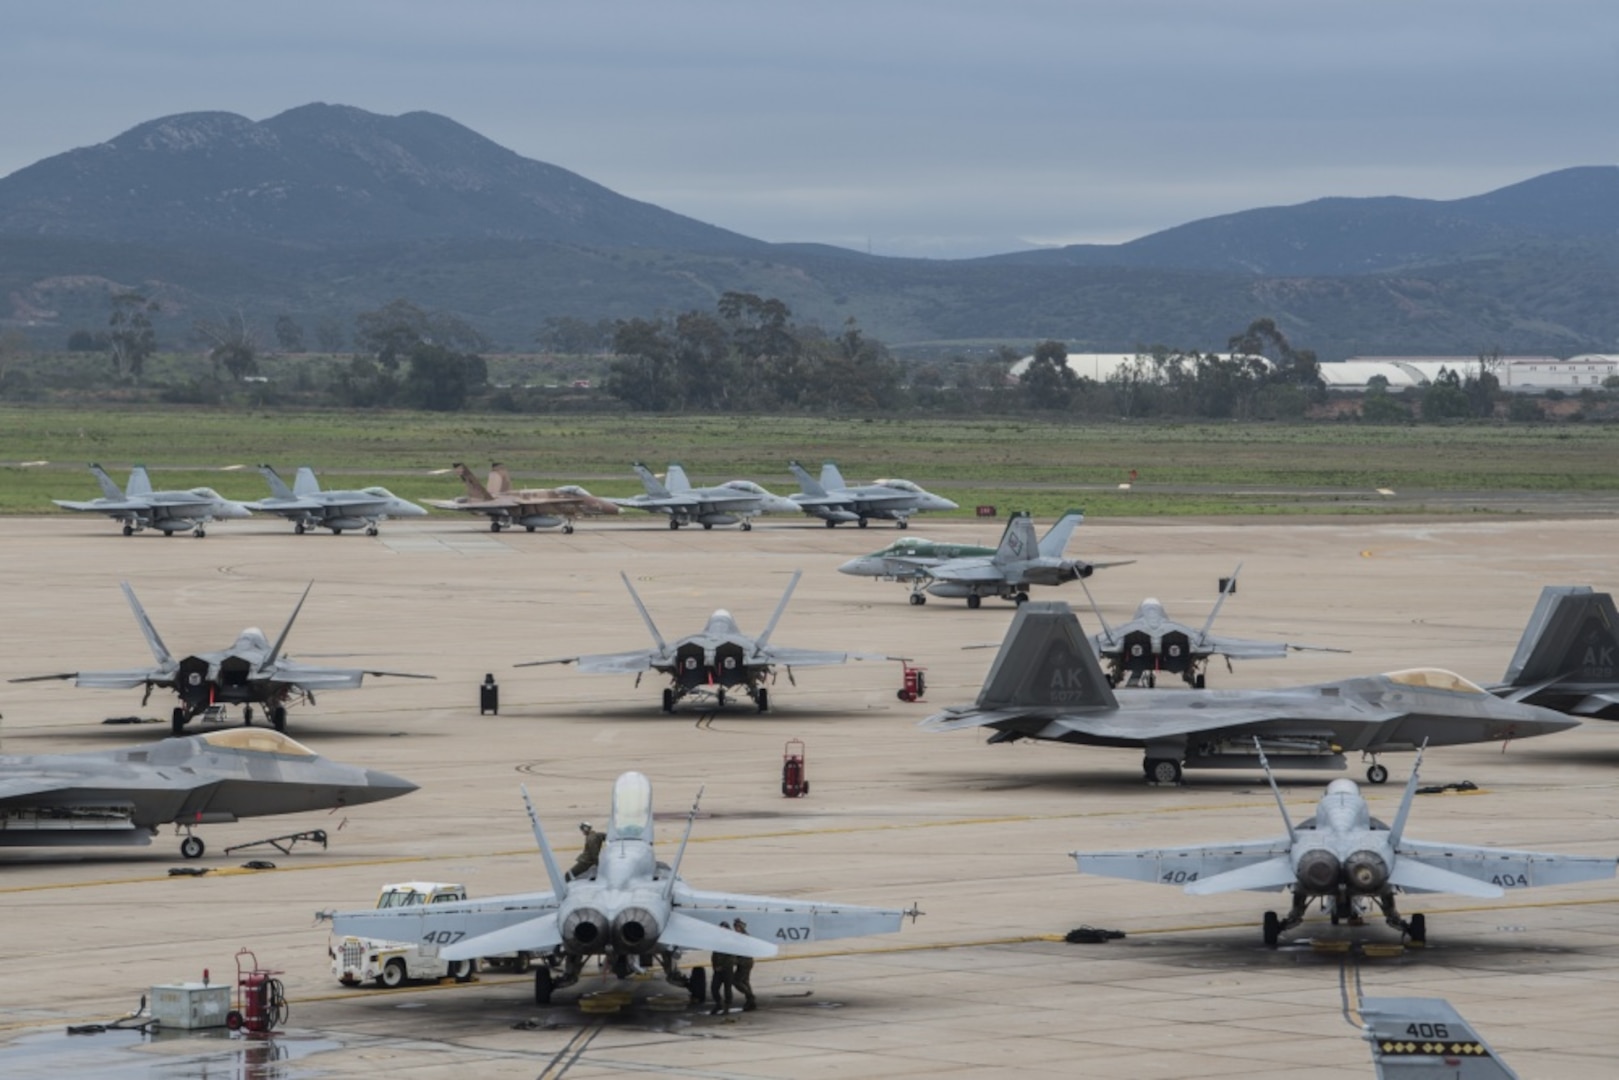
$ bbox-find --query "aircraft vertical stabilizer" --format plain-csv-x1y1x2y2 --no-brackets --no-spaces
453,463,496,502
975,601,1118,711
126,466,154,498
1358,997,1518,1079
820,462,849,491
664,464,693,494
992,513,1037,567
787,461,827,496
292,467,321,497
1036,510,1084,559
259,465,296,501
90,464,125,501
633,463,674,499
1500,586,1618,687
488,464,513,497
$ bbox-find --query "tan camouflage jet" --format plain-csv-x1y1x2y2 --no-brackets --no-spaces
425,463,620,534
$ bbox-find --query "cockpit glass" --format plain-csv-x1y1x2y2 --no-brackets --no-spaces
198,728,318,756
609,771,653,840
1383,668,1486,694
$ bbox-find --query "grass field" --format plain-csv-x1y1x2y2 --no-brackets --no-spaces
2,404,1617,517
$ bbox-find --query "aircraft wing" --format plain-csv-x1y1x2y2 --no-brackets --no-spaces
516,650,660,675
676,887,908,943
757,646,879,668
265,661,435,690
1396,840,1617,892
1201,635,1348,660
10,667,162,689
1074,844,1291,892
328,891,561,957
52,498,144,514
924,560,1001,584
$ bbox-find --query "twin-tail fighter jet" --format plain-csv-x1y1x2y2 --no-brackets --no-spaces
249,464,426,535
11,582,434,734
425,463,619,533
921,601,1577,785
788,460,957,529
52,463,253,537
322,771,907,1005
612,463,797,531
1082,565,1344,688
1072,743,1615,947
0,728,415,859
519,572,889,712
841,510,1127,608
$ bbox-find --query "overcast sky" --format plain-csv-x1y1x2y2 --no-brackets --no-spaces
4,2,1615,258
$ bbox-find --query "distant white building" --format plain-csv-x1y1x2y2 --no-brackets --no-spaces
1499,354,1619,389
1009,352,1267,381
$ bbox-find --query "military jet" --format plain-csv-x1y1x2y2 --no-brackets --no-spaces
249,464,427,535
1071,743,1615,947
11,582,434,734
518,571,887,712
321,771,907,1006
0,727,415,858
1356,995,1518,1079
424,463,620,534
920,601,1577,785
787,460,958,528
1082,565,1343,687
52,463,253,537
1491,585,1619,719
841,510,1126,608
612,463,797,531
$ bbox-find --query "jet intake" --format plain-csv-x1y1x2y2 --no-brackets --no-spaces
562,907,609,949
1296,848,1342,891
612,907,661,949
1344,850,1390,892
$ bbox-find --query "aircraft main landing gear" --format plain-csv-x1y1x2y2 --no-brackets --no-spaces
1143,757,1182,785
966,595,981,609
909,593,926,606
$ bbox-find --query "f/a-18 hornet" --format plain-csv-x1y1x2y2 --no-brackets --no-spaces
249,464,426,535
921,601,1577,785
788,460,958,528
1073,742,1615,947
1082,564,1343,687
52,463,253,537
12,582,434,734
322,771,907,1005
1491,585,1619,720
0,728,415,859
425,463,619,533
840,509,1128,608
612,463,796,531
519,572,889,712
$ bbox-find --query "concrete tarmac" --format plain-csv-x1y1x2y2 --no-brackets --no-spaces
2,513,1617,1078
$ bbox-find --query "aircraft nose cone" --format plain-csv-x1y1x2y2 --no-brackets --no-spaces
837,557,867,576
361,769,419,802
936,496,959,510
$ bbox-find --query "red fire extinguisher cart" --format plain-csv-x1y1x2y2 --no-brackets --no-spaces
225,948,288,1035
782,739,808,797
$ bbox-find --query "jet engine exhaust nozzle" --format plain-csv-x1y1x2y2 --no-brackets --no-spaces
562,907,609,949
1296,849,1342,892
612,907,661,949
1344,851,1390,892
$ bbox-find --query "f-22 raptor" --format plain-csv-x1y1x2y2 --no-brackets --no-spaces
1073,742,1615,947
12,582,434,734
1492,585,1619,719
322,771,908,1006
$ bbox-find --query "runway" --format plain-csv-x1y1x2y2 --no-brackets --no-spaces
2,513,1617,1078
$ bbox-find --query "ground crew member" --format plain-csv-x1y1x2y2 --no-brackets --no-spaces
568,821,605,880
731,918,757,1011
710,922,735,1015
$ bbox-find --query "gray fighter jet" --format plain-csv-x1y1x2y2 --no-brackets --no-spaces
248,465,427,535
841,510,1126,608
52,463,253,537
321,771,906,1005
1082,565,1344,688
921,601,1577,784
1492,585,1619,720
1072,743,1615,946
788,460,958,528
612,463,797,531
11,582,434,734
518,571,887,712
0,728,415,858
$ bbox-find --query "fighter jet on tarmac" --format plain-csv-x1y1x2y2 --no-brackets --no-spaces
11,582,434,734
612,463,797,531
321,771,907,1006
0,728,416,858
1082,565,1344,688
1491,585,1619,720
788,461,958,528
52,463,253,537
841,510,1126,608
921,601,1577,785
249,465,426,535
424,463,619,533
518,572,888,712
1072,743,1615,947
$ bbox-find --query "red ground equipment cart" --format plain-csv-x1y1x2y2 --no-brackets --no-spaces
225,948,288,1035
782,739,808,797
897,662,927,703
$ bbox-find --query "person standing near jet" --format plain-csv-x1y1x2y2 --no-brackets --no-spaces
731,919,758,1011
710,924,735,1015
568,821,605,880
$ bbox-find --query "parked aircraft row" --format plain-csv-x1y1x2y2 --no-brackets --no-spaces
48,460,960,537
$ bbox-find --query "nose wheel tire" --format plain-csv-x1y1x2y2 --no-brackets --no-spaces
1366,763,1389,784
181,835,206,859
